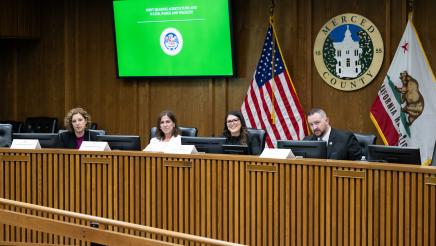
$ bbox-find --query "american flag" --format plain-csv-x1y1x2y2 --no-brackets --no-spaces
241,24,308,147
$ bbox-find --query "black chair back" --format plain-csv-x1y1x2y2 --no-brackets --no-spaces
247,128,266,155
59,129,106,136
354,133,377,158
24,117,58,133
90,122,98,130
0,124,13,147
0,120,23,133
150,126,198,139
90,129,106,136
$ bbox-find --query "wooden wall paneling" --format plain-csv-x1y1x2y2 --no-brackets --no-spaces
0,41,18,120
137,82,150,145
63,0,78,116
17,0,40,38
0,0,39,38
212,79,227,137
414,0,436,72
148,79,212,136
75,0,134,136
0,1,18,37
208,80,218,137
232,0,270,79
12,0,65,122
295,0,313,110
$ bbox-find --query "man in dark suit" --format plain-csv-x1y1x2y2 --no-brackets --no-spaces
304,108,362,160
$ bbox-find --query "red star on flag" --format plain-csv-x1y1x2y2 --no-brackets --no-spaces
401,42,409,53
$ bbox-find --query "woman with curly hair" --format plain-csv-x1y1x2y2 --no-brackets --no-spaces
59,107,99,149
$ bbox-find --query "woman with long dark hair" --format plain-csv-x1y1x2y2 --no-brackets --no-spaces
144,110,181,151
222,111,249,145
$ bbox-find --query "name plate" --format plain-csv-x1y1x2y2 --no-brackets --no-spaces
259,148,295,159
79,141,111,151
164,145,198,154
10,139,41,149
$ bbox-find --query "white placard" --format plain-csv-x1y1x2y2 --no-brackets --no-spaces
164,145,198,154
143,145,163,152
259,148,295,159
10,139,41,149
79,141,111,151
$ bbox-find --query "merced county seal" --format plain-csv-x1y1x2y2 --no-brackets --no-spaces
160,27,183,56
313,13,384,91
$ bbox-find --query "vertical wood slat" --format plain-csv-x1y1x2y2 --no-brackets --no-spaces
430,184,436,246
211,160,217,242
416,174,423,245
278,165,285,246
206,159,212,240
313,167,319,246
399,172,404,245
0,155,3,242
144,157,150,238
2,150,436,245
239,161,245,244
228,160,234,243
319,167,325,246
245,161,250,245
296,165,302,246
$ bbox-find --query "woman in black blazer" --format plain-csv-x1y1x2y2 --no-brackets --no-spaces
59,107,98,149
222,111,260,155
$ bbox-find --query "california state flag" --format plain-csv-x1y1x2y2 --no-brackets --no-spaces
370,19,436,165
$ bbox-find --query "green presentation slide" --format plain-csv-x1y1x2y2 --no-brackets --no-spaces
113,0,234,77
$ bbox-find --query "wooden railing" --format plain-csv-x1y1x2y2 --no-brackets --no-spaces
0,198,243,246
1,148,436,245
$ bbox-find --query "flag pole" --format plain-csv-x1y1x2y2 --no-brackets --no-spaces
408,0,414,21
270,1,276,125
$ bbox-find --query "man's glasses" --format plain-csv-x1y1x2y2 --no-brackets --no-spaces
226,119,240,124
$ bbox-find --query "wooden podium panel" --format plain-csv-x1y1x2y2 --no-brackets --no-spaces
1,148,436,245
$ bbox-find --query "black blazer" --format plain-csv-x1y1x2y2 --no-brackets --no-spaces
59,130,99,149
224,132,261,155
304,128,362,160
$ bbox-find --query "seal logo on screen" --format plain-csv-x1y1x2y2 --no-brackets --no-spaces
313,13,384,91
160,28,183,56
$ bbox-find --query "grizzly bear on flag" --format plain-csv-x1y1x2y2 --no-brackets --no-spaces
397,71,424,125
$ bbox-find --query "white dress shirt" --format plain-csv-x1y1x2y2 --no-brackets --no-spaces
143,135,181,152
319,127,331,144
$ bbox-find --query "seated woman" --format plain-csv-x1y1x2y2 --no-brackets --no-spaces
144,110,181,152
222,111,260,155
59,107,99,149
